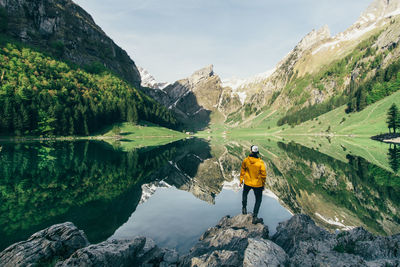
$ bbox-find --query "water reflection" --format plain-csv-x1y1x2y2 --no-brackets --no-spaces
263,141,400,235
0,138,213,250
388,144,400,173
1,137,399,253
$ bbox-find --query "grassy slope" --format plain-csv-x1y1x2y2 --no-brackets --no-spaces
100,122,186,151
204,91,400,173
280,90,400,136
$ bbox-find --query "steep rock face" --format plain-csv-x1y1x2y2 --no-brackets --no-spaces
0,0,141,86
143,65,241,130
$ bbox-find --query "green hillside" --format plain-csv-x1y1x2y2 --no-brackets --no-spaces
279,90,400,136
0,37,178,137
101,122,186,151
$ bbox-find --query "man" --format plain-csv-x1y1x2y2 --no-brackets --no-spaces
239,145,266,224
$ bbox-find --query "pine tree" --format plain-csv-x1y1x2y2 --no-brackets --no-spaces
127,104,138,124
386,103,399,134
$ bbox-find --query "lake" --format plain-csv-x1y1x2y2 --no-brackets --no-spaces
0,137,399,253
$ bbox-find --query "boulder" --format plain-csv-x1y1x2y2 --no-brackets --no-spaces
0,222,89,267
55,238,145,266
272,214,333,255
243,238,288,267
180,214,268,266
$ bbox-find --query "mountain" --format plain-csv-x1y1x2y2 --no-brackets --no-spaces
142,65,242,131
0,0,141,87
138,66,169,90
0,0,180,136
222,0,400,129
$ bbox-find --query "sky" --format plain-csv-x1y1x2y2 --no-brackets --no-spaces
76,0,372,83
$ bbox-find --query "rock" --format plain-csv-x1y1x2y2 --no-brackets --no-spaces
189,250,241,267
56,238,146,266
163,249,179,264
272,214,333,255
147,65,229,130
335,227,400,260
135,238,173,266
2,214,399,267
0,222,89,267
243,238,288,267
180,214,269,266
0,0,141,87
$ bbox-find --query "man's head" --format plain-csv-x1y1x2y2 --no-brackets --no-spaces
251,145,259,154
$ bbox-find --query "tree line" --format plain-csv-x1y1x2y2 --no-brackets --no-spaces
0,40,178,136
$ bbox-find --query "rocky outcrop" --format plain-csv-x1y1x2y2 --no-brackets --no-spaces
0,222,89,267
0,0,141,86
272,214,400,266
56,238,179,267
2,214,399,266
0,223,178,267
180,214,272,266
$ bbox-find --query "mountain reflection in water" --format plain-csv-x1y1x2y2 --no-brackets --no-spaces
0,137,399,253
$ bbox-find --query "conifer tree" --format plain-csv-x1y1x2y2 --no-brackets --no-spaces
386,103,399,133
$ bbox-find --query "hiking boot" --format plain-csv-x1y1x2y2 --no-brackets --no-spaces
242,207,247,215
252,216,263,224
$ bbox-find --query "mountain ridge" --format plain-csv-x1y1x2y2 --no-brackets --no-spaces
0,0,141,87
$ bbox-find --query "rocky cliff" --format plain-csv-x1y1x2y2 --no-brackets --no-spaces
0,0,141,87
1,214,399,266
142,65,242,130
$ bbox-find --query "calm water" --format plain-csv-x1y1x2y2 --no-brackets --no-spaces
0,137,399,253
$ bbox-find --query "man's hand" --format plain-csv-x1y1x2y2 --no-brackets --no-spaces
239,181,243,187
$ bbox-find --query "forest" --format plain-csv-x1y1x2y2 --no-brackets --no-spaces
0,38,178,136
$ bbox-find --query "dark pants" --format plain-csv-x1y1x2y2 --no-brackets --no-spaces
242,184,263,216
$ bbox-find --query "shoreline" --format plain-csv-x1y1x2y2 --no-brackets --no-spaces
1,214,399,266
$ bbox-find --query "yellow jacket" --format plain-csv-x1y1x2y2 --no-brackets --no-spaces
240,156,266,188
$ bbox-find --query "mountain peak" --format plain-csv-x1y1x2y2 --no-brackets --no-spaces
361,0,400,21
296,25,331,51
138,66,169,89
189,65,214,85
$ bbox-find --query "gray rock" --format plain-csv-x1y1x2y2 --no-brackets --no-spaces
180,214,269,266
335,227,400,260
163,249,179,264
366,259,400,267
0,222,89,267
55,238,145,267
243,238,288,267
189,250,241,267
272,214,333,256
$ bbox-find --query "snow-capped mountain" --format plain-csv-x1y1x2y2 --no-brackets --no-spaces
313,0,400,55
221,69,275,104
138,66,169,89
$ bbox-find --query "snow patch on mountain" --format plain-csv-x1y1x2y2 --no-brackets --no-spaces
312,0,400,56
222,69,275,104
138,66,169,90
140,180,171,204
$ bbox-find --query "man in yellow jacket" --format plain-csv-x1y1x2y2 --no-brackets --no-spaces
239,145,266,224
